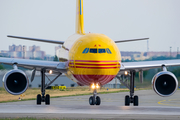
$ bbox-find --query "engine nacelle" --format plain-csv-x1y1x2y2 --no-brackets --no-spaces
152,71,178,97
3,69,29,95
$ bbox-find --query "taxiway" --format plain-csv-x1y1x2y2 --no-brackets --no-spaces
0,90,180,119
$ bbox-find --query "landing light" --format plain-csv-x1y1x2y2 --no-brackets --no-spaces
91,83,100,89
91,83,95,89
96,83,99,89
124,71,128,75
49,70,52,74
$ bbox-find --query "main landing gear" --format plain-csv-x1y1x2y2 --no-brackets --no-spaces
125,71,138,106
89,88,101,105
36,69,61,105
117,71,139,106
37,94,50,105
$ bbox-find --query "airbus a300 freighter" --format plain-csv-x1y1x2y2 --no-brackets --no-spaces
1,0,179,106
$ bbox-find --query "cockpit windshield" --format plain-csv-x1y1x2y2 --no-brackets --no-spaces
106,48,112,54
82,48,112,54
90,49,97,53
98,49,106,53
82,48,89,53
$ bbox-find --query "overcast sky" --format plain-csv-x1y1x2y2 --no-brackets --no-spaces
0,0,180,55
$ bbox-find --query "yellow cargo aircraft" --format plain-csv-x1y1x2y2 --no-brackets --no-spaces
1,0,180,106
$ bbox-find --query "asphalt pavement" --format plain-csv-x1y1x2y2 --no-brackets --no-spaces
0,90,180,120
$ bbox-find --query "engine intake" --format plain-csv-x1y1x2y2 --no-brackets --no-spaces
3,69,29,95
152,71,178,97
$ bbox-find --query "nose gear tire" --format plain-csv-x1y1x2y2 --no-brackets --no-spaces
89,96,95,105
96,96,101,105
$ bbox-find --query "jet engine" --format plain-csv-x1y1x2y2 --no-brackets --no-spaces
152,71,178,97
3,69,29,95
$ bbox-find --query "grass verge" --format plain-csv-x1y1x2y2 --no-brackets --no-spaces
0,87,129,103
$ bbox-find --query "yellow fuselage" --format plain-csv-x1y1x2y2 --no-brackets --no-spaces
62,33,121,86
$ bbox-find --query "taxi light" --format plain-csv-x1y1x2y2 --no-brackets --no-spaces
49,70,52,74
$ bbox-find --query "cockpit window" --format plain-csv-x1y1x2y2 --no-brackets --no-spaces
106,48,112,54
82,48,89,54
98,49,106,53
83,48,112,54
90,49,97,53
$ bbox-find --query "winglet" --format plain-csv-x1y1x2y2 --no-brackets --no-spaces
76,0,85,34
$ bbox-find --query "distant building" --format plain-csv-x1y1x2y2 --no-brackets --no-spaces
132,52,149,61
121,51,145,60
121,51,178,61
29,45,40,52
147,51,177,58
7,44,45,59
0,50,9,57
44,56,54,61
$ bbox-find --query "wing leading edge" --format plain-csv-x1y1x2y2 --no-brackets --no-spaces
0,57,67,73
120,59,180,73
114,38,149,43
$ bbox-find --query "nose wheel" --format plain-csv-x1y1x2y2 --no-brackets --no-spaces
89,89,101,105
96,96,101,105
89,96,101,105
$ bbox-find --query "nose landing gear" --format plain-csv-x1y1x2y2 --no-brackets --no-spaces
89,87,101,105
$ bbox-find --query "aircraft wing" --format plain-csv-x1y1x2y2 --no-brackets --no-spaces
114,38,149,43
7,35,64,44
120,59,180,74
0,57,67,74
